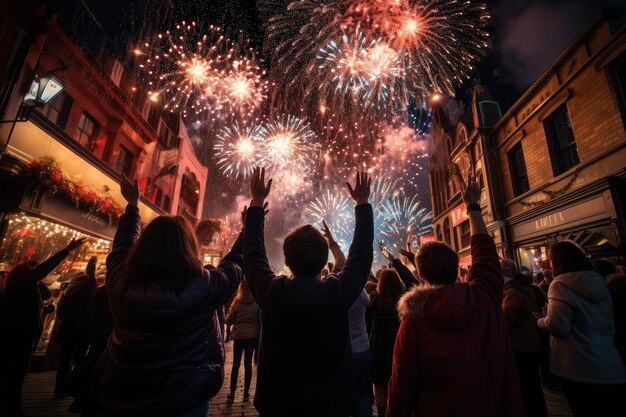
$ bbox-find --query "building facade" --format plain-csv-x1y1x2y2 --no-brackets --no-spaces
494,10,626,272
0,4,208,366
428,9,626,273
429,85,505,269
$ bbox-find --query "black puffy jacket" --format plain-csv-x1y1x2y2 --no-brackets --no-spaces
95,205,243,417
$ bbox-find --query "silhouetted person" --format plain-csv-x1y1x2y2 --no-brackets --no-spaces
537,244,626,417
592,259,626,362
225,280,260,402
387,171,525,417
243,168,373,417
0,238,86,416
501,259,547,417
55,256,98,395
94,175,244,417
367,269,404,417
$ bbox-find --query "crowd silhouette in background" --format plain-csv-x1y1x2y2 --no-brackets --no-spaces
1,165,626,417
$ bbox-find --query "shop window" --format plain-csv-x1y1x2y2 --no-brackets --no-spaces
543,104,579,176
508,141,530,196
41,91,72,129
612,52,626,129
114,145,133,177
443,218,451,245
76,111,99,150
460,220,471,248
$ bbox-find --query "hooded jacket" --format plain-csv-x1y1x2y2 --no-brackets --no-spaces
95,205,244,417
537,270,626,384
225,294,261,340
387,234,524,417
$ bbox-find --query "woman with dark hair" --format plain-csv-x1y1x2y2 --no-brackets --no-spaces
0,238,86,417
94,176,244,417
225,280,260,402
535,241,626,417
368,268,405,417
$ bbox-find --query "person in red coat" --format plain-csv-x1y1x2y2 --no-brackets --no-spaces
386,171,525,417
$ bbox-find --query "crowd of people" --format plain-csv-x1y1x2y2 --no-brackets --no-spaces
1,165,626,417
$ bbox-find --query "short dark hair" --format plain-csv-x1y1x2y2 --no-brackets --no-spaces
549,241,593,277
283,224,328,277
416,241,459,285
591,259,617,278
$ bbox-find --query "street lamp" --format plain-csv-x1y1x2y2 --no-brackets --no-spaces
1,67,66,153
23,74,65,106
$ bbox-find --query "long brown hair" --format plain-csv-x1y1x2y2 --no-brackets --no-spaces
549,240,593,277
126,215,203,291
377,269,405,302
234,280,253,304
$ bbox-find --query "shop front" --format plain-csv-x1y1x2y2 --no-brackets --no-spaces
510,190,623,273
0,119,164,369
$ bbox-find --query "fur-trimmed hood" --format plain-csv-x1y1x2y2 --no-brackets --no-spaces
398,283,477,329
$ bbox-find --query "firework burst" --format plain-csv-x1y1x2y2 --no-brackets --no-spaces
306,188,354,238
378,192,433,258
214,122,265,179
260,115,320,172
265,0,489,130
135,21,267,123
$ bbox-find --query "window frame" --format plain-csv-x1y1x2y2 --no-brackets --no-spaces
76,111,99,150
543,103,579,176
114,144,134,177
507,141,530,197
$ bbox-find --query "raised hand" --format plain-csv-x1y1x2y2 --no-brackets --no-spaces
86,256,97,278
121,174,139,206
346,171,371,205
461,173,481,206
378,242,395,261
321,220,337,246
65,237,87,251
250,167,272,207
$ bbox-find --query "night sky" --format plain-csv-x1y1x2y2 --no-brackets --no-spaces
50,0,620,110
41,0,620,266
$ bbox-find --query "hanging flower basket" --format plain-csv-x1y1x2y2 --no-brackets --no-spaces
24,157,123,224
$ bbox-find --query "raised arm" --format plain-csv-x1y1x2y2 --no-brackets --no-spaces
457,170,503,304
31,237,86,281
244,167,275,308
336,172,374,303
321,220,346,272
106,175,141,297
379,243,420,290
208,232,244,307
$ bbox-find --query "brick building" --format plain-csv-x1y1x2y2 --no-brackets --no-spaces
0,2,207,365
494,10,626,271
429,9,626,271
429,86,505,269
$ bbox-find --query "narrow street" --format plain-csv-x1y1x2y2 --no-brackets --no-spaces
21,340,573,417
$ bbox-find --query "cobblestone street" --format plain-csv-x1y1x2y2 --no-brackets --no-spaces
20,340,573,417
